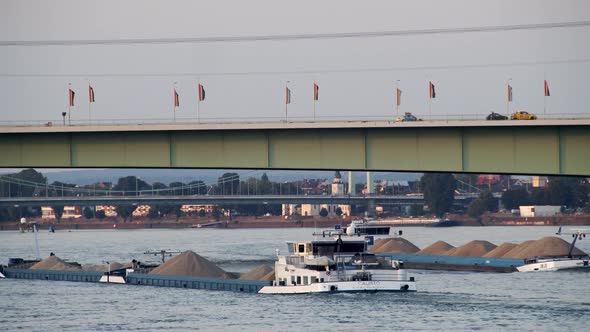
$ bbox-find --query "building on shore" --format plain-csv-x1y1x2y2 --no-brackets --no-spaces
41,206,82,219
282,171,350,217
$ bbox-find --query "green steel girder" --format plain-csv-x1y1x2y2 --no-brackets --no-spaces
0,125,588,175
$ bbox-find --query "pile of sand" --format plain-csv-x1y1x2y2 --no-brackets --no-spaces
239,264,274,281
30,255,81,271
220,272,241,279
417,241,455,255
483,243,519,258
82,261,133,272
370,239,390,252
370,238,420,254
81,264,109,272
446,240,497,257
149,251,225,278
500,240,536,258
261,269,275,281
503,237,587,259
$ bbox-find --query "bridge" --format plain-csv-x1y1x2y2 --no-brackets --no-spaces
1,119,589,176
0,194,483,207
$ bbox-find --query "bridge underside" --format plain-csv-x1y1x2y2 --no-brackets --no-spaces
0,125,588,175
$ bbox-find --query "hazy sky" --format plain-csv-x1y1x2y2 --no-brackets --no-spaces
1,0,589,124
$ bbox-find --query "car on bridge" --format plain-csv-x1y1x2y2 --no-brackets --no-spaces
395,112,421,122
486,112,508,120
511,111,537,120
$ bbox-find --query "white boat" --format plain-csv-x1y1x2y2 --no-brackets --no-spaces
345,219,402,239
517,257,589,272
258,236,416,294
315,219,401,248
517,227,590,272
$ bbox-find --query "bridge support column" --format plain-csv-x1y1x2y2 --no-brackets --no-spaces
366,199,376,218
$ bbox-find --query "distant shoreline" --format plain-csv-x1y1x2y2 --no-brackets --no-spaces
1,213,588,231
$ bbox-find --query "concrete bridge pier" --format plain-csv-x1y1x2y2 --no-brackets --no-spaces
366,199,376,218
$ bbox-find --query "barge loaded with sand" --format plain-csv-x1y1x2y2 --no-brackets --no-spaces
1,250,274,293
368,227,589,272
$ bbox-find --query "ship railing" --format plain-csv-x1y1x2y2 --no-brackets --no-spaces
324,275,414,283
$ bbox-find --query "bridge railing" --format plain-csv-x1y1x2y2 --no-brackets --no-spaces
1,113,589,127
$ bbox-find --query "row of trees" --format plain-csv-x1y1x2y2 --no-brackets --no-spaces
419,174,590,218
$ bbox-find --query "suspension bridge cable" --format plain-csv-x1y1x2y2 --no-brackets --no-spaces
2,20,589,47
2,58,589,78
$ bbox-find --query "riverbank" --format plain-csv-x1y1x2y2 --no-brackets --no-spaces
0,216,345,231
1,213,588,231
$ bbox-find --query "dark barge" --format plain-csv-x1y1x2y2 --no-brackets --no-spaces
1,267,271,293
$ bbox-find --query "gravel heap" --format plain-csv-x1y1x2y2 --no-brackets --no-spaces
239,264,274,281
30,255,81,271
82,262,133,272
370,239,390,252
500,240,536,258
446,240,497,257
149,251,225,277
370,238,420,254
483,243,519,258
417,241,455,255
503,237,587,258
219,272,241,279
261,270,276,281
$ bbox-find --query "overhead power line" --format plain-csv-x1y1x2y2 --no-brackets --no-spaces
1,21,589,47
1,58,589,78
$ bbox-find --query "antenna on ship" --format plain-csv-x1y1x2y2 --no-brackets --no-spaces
144,249,181,263
556,227,588,258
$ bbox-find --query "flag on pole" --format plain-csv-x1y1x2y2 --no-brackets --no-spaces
88,85,95,103
396,88,402,106
286,87,292,104
544,80,550,97
313,83,319,101
198,84,205,101
174,89,180,107
507,84,513,102
429,81,436,99
69,89,75,106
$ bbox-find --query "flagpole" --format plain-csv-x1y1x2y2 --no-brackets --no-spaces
197,80,200,123
68,83,72,126
285,81,289,122
173,82,177,123
396,80,400,117
428,80,433,121
88,80,91,125
506,78,512,118
543,74,546,115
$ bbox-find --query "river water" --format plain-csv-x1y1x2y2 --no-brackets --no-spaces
1,226,589,331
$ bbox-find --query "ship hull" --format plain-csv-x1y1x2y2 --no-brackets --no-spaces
258,280,416,294
517,258,590,272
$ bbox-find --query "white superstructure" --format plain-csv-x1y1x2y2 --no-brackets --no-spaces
517,227,590,272
259,236,416,294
